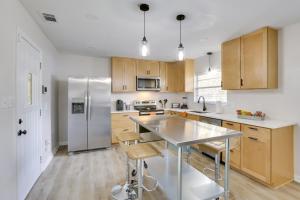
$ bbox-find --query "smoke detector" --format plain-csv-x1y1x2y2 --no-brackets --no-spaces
42,13,57,22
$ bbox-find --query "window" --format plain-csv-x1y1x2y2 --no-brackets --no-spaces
194,70,227,103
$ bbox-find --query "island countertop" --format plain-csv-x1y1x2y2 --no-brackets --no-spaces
130,115,242,146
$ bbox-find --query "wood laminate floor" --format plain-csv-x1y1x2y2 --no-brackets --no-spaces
27,143,300,200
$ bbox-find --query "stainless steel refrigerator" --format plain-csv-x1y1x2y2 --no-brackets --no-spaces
68,77,111,152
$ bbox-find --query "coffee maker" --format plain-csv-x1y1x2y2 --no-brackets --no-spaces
116,99,124,111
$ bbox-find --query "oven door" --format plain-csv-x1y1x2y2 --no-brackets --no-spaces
137,77,160,91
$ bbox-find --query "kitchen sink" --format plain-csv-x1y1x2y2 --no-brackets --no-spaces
190,111,209,114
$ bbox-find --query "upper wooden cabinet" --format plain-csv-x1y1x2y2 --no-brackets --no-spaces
112,57,194,93
221,27,278,90
165,59,195,93
221,38,241,89
159,62,168,92
111,57,136,92
136,60,160,77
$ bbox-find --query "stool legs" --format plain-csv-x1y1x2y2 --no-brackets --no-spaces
137,158,143,200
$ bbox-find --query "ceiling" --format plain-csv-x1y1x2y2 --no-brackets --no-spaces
20,0,300,61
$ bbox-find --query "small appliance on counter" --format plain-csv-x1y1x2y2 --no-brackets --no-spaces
180,96,188,109
116,99,124,111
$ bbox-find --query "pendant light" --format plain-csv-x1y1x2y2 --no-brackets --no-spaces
140,4,150,57
177,14,185,61
207,52,213,72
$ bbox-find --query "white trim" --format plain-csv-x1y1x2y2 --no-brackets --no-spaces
59,141,68,146
295,175,300,183
41,146,59,171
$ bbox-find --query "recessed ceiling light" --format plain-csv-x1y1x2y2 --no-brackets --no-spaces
85,14,99,21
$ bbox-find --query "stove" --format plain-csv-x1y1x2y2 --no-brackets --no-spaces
134,100,164,116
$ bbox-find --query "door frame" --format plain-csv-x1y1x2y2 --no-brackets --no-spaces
16,28,43,199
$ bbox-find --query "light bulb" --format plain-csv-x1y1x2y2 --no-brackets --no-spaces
141,37,149,57
178,44,184,61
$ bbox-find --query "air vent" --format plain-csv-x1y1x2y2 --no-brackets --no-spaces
42,13,57,22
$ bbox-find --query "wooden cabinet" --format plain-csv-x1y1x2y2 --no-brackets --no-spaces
111,112,139,144
137,60,160,77
222,121,241,169
112,57,136,92
221,38,241,89
166,59,195,92
159,62,168,92
241,27,278,89
221,27,278,90
186,114,199,121
241,125,271,183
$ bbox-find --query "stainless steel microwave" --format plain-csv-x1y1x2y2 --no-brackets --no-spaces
136,76,161,91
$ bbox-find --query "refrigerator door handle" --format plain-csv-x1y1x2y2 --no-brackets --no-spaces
88,95,92,120
85,92,88,121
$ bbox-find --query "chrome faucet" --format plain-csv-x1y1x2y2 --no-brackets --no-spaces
197,96,207,111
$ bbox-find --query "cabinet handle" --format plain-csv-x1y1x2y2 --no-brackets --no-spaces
241,78,244,86
123,115,129,117
248,127,258,131
123,129,129,132
123,85,125,90
226,122,234,126
248,136,258,141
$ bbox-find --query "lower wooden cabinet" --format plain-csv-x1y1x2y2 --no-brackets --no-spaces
111,112,139,144
185,115,293,188
241,125,271,183
186,114,199,121
222,121,241,169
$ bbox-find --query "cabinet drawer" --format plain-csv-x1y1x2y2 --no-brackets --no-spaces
222,121,241,131
242,125,270,143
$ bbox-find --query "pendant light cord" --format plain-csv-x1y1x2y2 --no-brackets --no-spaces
144,11,146,38
179,20,182,44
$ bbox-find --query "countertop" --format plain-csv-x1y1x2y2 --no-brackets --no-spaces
130,115,242,146
111,110,139,114
165,108,296,129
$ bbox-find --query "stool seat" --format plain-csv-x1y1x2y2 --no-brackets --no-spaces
194,137,239,155
116,132,141,142
127,143,160,160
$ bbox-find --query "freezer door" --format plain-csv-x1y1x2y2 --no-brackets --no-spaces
88,78,112,149
68,77,88,152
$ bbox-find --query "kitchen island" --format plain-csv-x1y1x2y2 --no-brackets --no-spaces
130,115,242,200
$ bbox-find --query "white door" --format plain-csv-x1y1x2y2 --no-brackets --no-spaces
16,32,42,200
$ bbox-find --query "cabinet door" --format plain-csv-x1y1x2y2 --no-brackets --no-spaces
166,62,177,92
111,57,125,92
136,60,148,76
241,125,271,183
241,28,268,89
124,58,136,92
221,38,241,90
148,61,160,76
175,62,185,92
222,121,241,169
184,59,195,92
159,62,168,92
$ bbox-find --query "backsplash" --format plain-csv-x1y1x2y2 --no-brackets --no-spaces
111,92,188,111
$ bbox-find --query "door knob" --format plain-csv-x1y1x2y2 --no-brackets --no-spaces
18,130,27,136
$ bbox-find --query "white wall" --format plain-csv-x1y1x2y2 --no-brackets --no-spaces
0,0,58,199
55,53,186,144
190,23,300,181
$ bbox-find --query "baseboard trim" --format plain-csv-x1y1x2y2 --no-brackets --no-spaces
41,146,59,171
295,175,300,183
59,141,67,146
